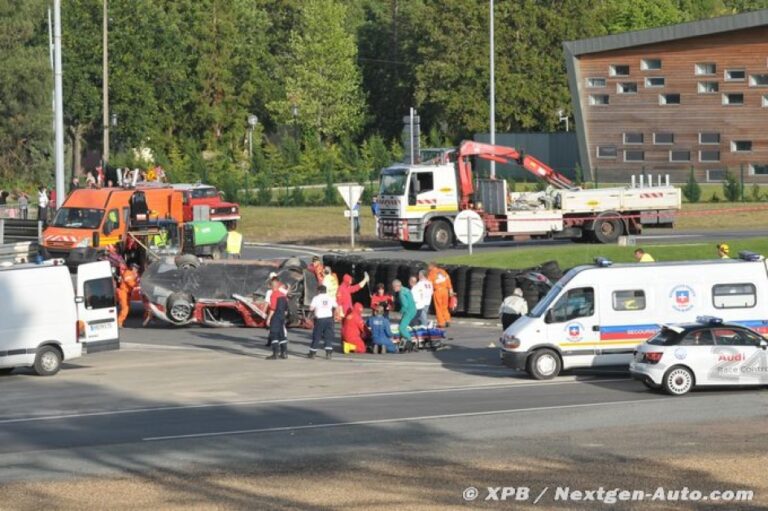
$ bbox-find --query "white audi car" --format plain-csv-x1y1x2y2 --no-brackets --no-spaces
630,317,768,395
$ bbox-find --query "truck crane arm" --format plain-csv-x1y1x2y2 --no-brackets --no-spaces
456,140,575,208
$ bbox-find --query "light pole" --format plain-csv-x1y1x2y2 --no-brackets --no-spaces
291,104,299,142
102,0,110,165
557,109,569,132
489,0,496,179
247,114,258,160
53,0,64,208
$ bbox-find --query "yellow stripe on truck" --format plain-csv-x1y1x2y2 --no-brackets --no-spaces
405,205,458,213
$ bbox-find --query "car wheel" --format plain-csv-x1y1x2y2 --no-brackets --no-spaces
526,349,561,380
426,220,453,251
663,366,694,396
175,254,200,270
400,241,423,251
34,346,62,376
592,213,623,244
167,292,195,324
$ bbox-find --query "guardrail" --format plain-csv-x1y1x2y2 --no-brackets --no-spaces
0,219,43,244
0,241,39,264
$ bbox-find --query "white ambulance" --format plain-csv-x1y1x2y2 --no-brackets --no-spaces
499,252,768,379
0,260,118,376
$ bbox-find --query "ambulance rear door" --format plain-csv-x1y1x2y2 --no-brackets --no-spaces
76,261,119,353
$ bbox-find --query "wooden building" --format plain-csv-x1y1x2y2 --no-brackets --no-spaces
564,10,768,183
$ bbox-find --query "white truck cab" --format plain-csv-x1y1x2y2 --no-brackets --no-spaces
500,253,768,379
0,260,118,376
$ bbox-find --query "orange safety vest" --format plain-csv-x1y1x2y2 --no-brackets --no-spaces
428,268,452,293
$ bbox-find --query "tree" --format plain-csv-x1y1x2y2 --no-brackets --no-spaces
269,0,366,141
682,168,701,203
0,0,52,184
722,170,741,202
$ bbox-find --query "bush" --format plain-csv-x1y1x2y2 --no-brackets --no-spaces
255,175,272,205
710,191,721,203
290,186,306,206
722,171,741,202
751,183,762,202
681,168,701,203
573,163,583,186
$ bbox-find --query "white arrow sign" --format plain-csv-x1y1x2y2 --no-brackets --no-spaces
336,184,364,209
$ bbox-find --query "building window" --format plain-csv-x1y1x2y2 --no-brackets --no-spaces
670,150,691,162
731,140,752,152
589,94,609,106
724,69,746,81
586,77,606,88
695,63,716,76
722,93,744,105
654,133,674,145
645,77,665,88
623,133,643,144
617,82,638,94
699,132,720,145
697,81,719,94
659,93,680,105
750,164,768,175
624,150,645,162
596,146,617,159
609,64,630,77
749,74,768,87
763,95,768,107
641,58,662,71
700,150,721,162
706,169,726,182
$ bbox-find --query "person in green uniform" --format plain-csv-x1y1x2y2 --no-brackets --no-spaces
392,279,417,351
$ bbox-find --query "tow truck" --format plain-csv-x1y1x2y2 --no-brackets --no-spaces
378,140,681,250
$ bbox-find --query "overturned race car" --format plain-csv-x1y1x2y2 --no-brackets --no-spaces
141,256,317,328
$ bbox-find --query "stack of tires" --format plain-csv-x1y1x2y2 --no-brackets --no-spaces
481,269,505,319
465,267,487,316
451,266,469,315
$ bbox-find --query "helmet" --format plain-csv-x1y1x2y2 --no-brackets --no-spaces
718,243,730,255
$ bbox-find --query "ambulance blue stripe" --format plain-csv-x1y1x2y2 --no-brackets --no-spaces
599,324,658,334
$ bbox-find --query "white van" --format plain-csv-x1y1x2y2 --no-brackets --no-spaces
500,253,768,380
0,260,118,376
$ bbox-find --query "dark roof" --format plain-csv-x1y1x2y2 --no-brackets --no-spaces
563,9,768,56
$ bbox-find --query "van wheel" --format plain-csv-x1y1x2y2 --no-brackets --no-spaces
663,366,694,396
592,213,623,244
175,254,200,269
426,220,453,251
167,292,195,324
526,349,561,380
34,346,62,376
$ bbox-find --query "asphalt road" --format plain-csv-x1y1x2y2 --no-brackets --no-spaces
242,228,768,262
1,318,767,509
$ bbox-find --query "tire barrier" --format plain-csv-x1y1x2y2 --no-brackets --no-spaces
322,255,562,318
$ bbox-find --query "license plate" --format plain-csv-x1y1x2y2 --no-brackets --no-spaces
90,322,113,332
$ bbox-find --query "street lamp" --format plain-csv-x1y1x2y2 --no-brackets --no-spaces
291,104,299,141
557,109,569,132
489,0,496,179
247,114,258,160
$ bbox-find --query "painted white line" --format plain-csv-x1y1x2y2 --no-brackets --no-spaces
142,397,671,442
0,378,631,425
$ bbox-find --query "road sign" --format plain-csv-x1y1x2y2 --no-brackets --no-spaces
343,209,360,218
336,184,364,209
454,210,484,246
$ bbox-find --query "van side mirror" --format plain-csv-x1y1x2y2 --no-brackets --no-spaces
761,339,767,350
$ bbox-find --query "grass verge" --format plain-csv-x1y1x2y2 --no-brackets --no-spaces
439,237,768,269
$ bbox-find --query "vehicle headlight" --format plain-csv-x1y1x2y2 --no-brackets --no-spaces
231,207,237,213
500,333,520,349
76,238,90,248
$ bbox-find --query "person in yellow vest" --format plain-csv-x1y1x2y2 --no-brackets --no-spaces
226,230,243,259
717,243,730,259
633,248,655,263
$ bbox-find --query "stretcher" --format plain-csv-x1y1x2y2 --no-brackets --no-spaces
391,324,446,351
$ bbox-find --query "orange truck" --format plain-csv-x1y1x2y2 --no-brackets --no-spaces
43,187,184,264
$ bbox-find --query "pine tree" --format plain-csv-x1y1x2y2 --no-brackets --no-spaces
682,168,701,203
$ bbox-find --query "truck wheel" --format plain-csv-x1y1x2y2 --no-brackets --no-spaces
175,254,200,270
662,366,694,396
167,292,195,324
592,214,623,244
34,345,62,376
400,241,423,251
426,220,453,251
526,349,561,380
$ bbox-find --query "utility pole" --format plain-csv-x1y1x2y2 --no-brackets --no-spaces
102,0,110,165
53,0,65,207
489,0,496,179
